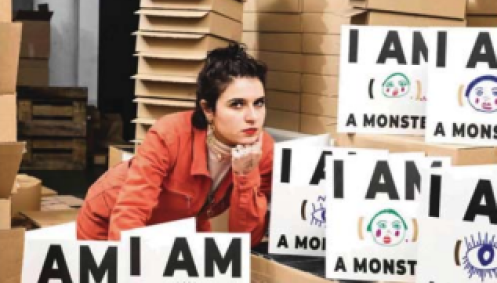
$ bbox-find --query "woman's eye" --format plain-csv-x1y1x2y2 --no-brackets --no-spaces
255,99,265,107
230,101,244,108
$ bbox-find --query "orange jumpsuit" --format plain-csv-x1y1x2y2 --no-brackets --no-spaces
77,111,274,247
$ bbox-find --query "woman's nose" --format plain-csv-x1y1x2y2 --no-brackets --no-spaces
245,107,256,121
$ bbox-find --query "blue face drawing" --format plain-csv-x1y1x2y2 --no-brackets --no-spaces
466,76,497,113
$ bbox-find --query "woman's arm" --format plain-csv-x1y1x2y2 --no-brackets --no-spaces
108,121,176,240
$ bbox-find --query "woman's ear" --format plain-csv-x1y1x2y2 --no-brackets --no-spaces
200,99,214,123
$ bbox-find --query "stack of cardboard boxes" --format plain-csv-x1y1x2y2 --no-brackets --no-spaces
14,5,52,87
467,0,497,27
132,0,243,144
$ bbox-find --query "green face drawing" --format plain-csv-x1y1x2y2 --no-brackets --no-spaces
382,73,411,98
367,209,408,247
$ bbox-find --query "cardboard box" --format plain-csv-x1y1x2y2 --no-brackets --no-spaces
18,58,49,86
41,186,57,197
135,31,230,56
108,145,134,169
336,134,497,165
134,119,154,141
14,8,53,58
137,54,205,77
302,9,466,34
135,97,195,120
21,209,79,228
0,229,25,283
242,32,302,53
303,55,339,76
0,23,22,94
302,74,339,97
137,9,242,41
243,13,302,33
140,0,243,22
303,34,340,55
244,0,302,13
11,174,42,217
0,94,17,142
303,0,350,12
266,90,301,112
267,71,301,93
266,109,300,132
300,114,337,135
467,16,497,27
0,0,12,22
0,142,25,229
467,0,497,15
350,0,466,19
134,75,197,100
301,94,338,117
248,50,302,73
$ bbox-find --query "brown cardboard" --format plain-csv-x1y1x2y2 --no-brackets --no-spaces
266,90,301,112
302,12,350,34
243,12,302,33
266,109,300,132
135,97,195,120
0,143,24,199
137,54,205,77
140,0,243,22
0,229,25,283
0,199,11,229
137,9,242,41
0,0,12,22
267,71,302,93
303,55,339,76
248,50,302,73
242,32,302,53
0,23,22,94
301,94,338,117
134,119,154,141
337,134,497,165
300,114,337,135
135,78,197,100
41,186,57,197
14,9,53,58
467,16,497,27
18,58,49,86
302,74,339,97
303,34,340,55
109,145,134,169
0,94,17,142
303,0,350,12
244,0,302,13
251,254,335,283
21,209,79,228
135,31,229,56
11,174,42,216
350,0,466,19
210,209,229,232
467,0,497,15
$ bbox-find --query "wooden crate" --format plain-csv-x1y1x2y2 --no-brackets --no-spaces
17,86,87,138
22,138,86,170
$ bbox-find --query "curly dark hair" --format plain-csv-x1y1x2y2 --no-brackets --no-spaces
191,43,267,129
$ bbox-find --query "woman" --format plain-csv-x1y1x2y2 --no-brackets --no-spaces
77,43,274,247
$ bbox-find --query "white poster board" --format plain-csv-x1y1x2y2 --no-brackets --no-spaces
268,137,387,257
426,28,497,146
325,155,449,282
417,166,497,283
338,26,428,135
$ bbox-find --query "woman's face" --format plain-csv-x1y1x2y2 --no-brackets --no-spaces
205,77,266,146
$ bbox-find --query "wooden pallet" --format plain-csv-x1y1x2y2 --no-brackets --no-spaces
22,138,86,170
17,86,87,138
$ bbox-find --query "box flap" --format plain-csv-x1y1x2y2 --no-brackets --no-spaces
136,52,206,60
136,9,209,18
0,142,25,199
133,74,197,84
0,228,25,283
134,31,206,39
134,97,196,108
0,0,12,22
340,8,368,18
132,118,157,125
0,23,22,94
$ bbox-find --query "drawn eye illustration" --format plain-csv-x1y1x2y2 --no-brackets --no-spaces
310,196,326,228
462,232,497,281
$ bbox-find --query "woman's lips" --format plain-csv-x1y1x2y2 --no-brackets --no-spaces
243,129,257,136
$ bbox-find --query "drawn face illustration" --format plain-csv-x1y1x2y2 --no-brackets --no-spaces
382,73,411,98
367,209,407,247
466,76,497,113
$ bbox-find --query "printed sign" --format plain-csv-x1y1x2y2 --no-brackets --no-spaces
417,165,497,283
426,29,497,146
268,136,387,257
338,26,428,135
325,155,449,282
